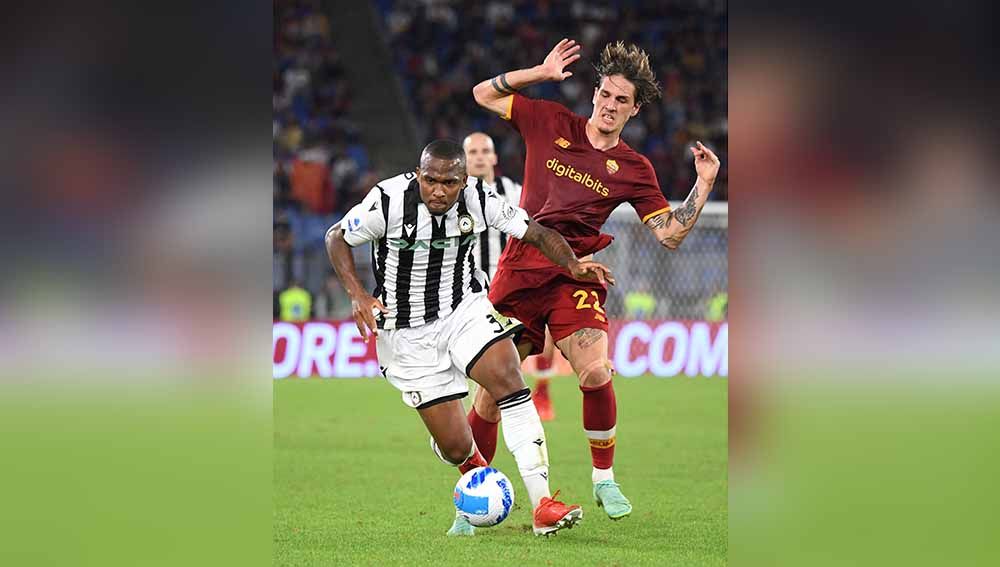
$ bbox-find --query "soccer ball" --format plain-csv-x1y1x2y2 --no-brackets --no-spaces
453,466,515,527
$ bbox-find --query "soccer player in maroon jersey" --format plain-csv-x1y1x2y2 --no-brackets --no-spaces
468,39,722,519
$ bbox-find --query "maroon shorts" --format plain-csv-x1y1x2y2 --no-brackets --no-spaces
488,267,609,356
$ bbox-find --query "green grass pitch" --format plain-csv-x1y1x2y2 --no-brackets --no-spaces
274,376,727,566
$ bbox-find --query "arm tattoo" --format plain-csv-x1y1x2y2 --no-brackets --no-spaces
646,211,681,248
499,73,516,93
523,221,576,268
652,184,706,250
573,328,604,349
491,74,515,95
645,212,671,230
673,185,699,226
674,185,698,226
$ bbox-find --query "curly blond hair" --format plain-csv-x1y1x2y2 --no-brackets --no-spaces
594,41,662,106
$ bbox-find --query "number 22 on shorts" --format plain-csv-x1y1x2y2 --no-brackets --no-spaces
572,289,607,322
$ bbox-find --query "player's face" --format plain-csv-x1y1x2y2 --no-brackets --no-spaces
416,156,466,215
591,75,641,135
463,134,498,178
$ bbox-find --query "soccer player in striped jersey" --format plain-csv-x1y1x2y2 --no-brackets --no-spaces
463,132,558,426
325,140,615,536
470,40,722,520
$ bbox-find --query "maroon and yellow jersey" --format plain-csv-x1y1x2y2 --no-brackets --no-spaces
497,93,670,271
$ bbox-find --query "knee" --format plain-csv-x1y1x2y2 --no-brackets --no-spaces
577,358,612,388
442,443,472,465
433,434,473,465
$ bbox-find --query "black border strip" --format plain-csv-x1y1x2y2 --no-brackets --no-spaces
464,323,526,378
415,391,468,410
496,388,531,408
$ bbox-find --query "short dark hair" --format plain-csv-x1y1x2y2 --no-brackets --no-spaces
594,41,662,107
421,139,465,166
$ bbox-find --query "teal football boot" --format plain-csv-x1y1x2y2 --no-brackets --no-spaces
447,512,475,536
593,480,632,520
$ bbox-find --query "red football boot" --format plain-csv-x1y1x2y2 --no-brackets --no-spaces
532,491,583,536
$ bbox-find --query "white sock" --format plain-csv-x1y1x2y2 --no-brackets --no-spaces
496,388,551,509
593,466,615,484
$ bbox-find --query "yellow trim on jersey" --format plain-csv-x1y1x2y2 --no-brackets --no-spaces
500,94,514,120
641,206,671,224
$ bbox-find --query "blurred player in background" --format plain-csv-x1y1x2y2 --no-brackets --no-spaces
469,40,722,520
463,132,558,422
461,132,523,278
325,140,616,536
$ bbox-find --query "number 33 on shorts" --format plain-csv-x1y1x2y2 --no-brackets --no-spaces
486,309,518,334
573,289,607,323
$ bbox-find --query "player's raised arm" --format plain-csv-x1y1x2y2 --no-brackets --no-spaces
472,38,581,117
644,141,721,250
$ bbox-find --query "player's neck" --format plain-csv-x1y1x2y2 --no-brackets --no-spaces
481,172,496,186
585,119,621,151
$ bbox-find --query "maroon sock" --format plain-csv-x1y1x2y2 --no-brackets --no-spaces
467,406,499,464
581,380,617,469
457,446,489,475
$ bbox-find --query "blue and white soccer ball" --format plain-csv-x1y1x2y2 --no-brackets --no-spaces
453,466,515,527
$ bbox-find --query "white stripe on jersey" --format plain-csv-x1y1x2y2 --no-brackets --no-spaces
339,171,530,330
475,176,523,281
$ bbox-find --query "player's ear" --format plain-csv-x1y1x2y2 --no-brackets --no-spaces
631,104,641,117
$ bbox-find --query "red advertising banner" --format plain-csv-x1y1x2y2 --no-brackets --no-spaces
273,320,727,379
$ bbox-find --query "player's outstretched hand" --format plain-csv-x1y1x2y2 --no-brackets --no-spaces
691,141,721,185
351,294,389,343
540,38,581,82
568,259,616,286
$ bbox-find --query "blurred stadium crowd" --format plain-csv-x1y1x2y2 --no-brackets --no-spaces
273,0,372,318
274,0,727,320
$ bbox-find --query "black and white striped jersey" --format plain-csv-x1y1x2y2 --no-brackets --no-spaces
339,172,531,330
474,175,523,281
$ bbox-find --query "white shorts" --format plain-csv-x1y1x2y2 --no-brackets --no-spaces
375,292,524,409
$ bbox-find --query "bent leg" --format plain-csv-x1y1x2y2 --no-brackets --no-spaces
417,399,487,474
556,328,631,519
418,399,488,536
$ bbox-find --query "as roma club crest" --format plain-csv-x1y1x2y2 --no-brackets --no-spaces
458,213,475,234
605,159,619,175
